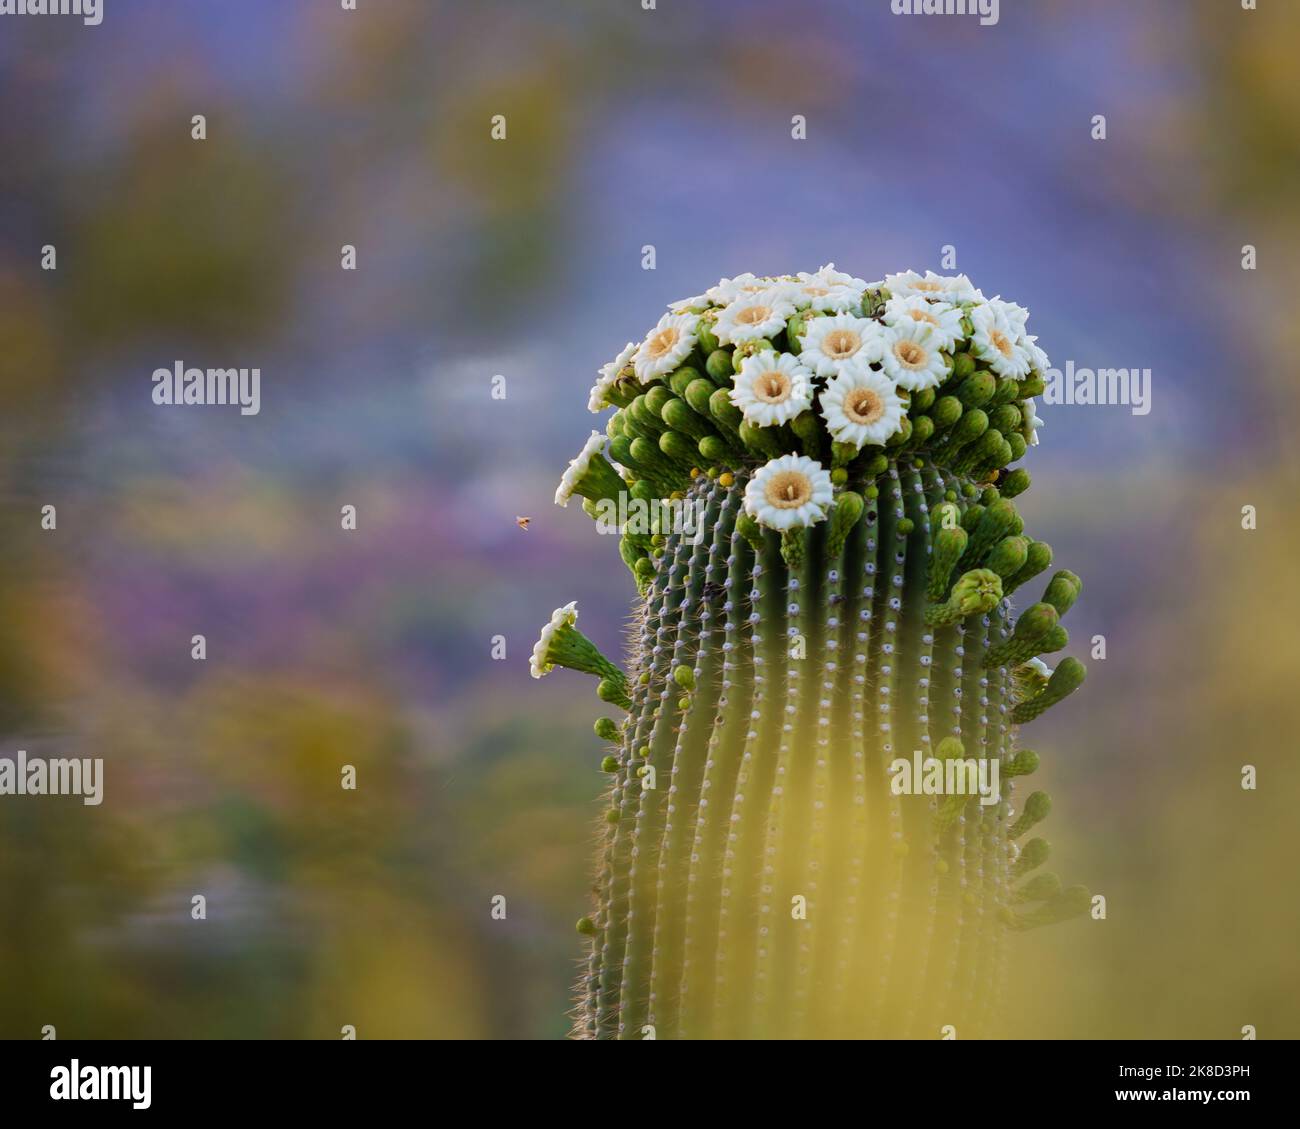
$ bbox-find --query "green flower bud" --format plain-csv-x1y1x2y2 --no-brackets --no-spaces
780,528,806,568
953,429,1004,476
790,410,822,457
924,568,1002,626
735,512,765,552
1008,885,1092,930
986,535,1030,579
930,395,963,429
705,348,734,383
598,677,633,711
1011,837,1050,879
739,420,786,458
947,407,988,454
990,376,1021,406
644,385,674,418
951,351,976,379
626,395,665,436
935,735,965,761
709,387,744,434
885,415,913,448
680,377,712,417
629,435,666,470
600,755,620,773
662,397,712,439
861,452,889,478
1009,791,1052,838
698,434,732,463
1004,539,1053,596
959,498,1022,568
956,371,997,408
988,404,1022,435
1041,570,1082,616
1011,658,1086,724
1012,872,1062,905
1004,748,1040,778
696,314,720,355
660,429,699,465
908,415,935,447
668,365,703,397
1000,467,1030,498
985,602,1059,668
826,491,864,557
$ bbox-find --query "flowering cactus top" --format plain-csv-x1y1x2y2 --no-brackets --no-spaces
559,266,1049,540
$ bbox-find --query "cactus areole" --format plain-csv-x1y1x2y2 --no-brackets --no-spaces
536,267,1089,1039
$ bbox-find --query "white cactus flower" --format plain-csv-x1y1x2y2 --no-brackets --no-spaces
730,351,814,427
743,454,835,531
819,367,906,449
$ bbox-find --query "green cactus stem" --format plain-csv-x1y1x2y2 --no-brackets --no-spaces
549,267,1091,1039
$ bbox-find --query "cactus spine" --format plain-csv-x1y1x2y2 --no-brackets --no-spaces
542,267,1090,1038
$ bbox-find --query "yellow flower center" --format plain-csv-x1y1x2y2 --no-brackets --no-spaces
907,308,938,327
991,328,1014,359
913,279,944,293
844,387,885,425
754,370,792,404
764,470,813,510
823,329,860,359
893,339,927,368
736,304,772,327
646,327,679,359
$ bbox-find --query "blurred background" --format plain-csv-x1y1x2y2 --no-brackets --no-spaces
0,0,1297,1039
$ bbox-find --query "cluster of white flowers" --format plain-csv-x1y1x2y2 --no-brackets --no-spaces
574,266,1049,532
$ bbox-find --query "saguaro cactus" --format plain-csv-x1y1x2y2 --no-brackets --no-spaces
535,266,1089,1039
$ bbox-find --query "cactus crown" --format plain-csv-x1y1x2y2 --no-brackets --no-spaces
560,265,1046,562
540,266,1088,1040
